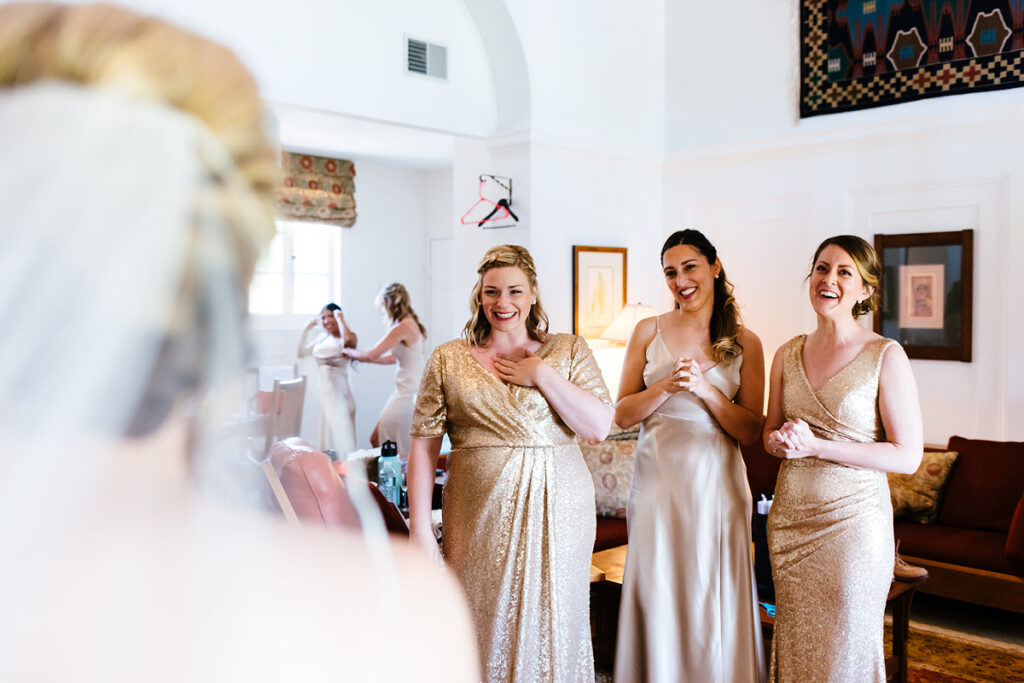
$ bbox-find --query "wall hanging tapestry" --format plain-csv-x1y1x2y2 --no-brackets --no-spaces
277,152,356,227
801,0,1024,117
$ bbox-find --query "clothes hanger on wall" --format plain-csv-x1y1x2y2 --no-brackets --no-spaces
459,174,518,228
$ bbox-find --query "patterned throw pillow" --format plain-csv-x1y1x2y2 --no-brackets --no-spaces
580,427,639,519
887,450,959,524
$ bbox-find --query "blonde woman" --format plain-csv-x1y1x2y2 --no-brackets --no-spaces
614,229,766,683
343,282,425,455
407,245,613,682
0,4,477,681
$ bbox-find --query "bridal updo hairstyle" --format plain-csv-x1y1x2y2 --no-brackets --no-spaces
0,3,277,435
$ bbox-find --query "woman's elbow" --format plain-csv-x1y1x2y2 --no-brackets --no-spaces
892,448,923,475
735,415,764,447
613,405,639,431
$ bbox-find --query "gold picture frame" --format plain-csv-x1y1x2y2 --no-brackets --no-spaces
572,246,626,339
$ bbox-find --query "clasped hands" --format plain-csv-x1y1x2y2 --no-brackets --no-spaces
766,418,819,459
664,358,710,399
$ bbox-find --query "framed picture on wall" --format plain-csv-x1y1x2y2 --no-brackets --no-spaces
873,230,973,362
572,246,626,339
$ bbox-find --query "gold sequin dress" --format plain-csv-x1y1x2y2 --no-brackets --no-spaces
767,335,897,683
411,333,611,683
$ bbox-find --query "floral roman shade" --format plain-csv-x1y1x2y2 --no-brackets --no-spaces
276,152,356,227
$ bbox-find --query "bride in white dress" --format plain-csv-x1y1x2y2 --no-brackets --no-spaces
0,5,478,681
614,230,767,683
344,283,425,456
298,303,357,453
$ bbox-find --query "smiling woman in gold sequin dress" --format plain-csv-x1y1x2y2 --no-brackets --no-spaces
406,245,614,683
763,236,923,683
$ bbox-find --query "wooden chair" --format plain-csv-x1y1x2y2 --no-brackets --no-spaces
263,376,307,455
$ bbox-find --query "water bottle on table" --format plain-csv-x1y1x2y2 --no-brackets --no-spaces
376,440,402,507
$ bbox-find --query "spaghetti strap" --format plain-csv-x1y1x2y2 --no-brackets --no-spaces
655,315,661,333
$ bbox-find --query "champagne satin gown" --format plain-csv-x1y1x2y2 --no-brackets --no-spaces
298,328,356,453
614,321,764,683
767,335,897,682
411,333,611,683
376,334,425,455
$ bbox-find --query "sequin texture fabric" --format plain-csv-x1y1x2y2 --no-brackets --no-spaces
411,333,611,683
767,335,898,682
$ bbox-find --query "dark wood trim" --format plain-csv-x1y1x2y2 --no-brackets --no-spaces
873,229,973,362
900,555,1024,614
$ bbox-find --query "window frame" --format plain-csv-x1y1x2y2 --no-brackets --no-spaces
248,220,342,330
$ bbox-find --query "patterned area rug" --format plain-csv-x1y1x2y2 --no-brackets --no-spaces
890,623,1024,683
595,623,1024,682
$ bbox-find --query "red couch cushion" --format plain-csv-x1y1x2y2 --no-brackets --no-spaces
895,521,1024,577
1007,494,1024,563
595,517,628,552
937,436,1024,532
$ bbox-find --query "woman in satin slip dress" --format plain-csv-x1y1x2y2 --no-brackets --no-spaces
298,303,357,453
343,283,425,456
614,229,767,683
764,235,923,682
406,244,614,683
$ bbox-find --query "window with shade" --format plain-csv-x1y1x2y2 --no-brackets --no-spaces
249,220,341,318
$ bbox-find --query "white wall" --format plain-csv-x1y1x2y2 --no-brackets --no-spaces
39,0,499,137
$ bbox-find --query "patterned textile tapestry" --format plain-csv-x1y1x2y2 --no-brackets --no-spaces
277,152,356,227
801,0,1024,117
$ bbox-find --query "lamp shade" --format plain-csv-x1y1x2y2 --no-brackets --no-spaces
599,303,657,342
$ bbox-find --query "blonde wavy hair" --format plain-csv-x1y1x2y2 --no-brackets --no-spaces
661,229,744,363
462,244,549,347
0,2,277,434
0,2,277,265
375,283,426,337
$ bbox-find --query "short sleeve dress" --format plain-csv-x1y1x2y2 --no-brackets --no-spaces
411,333,611,683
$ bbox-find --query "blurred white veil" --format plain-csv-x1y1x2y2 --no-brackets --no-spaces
0,81,421,680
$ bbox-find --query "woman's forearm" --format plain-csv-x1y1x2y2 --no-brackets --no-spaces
534,366,613,442
614,378,672,429
407,437,442,538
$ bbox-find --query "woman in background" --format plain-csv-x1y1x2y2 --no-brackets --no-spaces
613,229,766,682
406,244,613,682
764,235,922,682
0,4,478,681
344,282,425,456
298,302,357,453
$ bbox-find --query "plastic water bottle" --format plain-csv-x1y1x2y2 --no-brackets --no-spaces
376,440,402,507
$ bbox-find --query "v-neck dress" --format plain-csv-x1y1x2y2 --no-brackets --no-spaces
410,333,611,683
766,334,897,683
614,321,765,683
